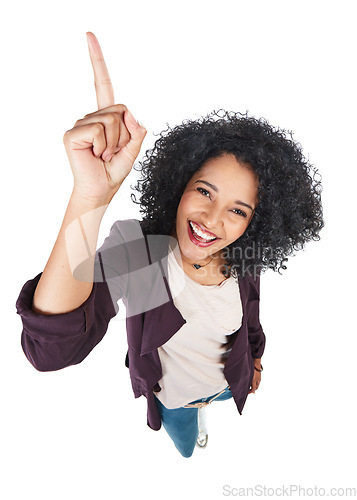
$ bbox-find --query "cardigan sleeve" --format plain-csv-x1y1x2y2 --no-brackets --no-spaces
15,220,130,372
246,272,266,359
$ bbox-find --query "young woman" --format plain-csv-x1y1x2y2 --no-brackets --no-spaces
16,32,324,458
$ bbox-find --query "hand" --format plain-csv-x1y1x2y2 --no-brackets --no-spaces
248,368,261,394
63,32,147,204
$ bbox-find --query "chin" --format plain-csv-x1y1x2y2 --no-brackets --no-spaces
184,235,222,260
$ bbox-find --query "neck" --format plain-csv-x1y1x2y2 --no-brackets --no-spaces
181,253,214,268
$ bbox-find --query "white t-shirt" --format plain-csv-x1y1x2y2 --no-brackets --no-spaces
154,242,243,409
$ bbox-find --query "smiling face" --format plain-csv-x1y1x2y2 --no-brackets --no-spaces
170,153,260,267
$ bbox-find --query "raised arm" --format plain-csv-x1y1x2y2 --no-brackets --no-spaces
32,32,146,315
16,33,146,371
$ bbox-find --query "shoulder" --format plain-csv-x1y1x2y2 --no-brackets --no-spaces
94,219,144,274
108,218,143,240
238,268,261,300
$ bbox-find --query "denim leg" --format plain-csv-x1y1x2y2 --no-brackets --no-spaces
154,386,232,458
154,396,199,458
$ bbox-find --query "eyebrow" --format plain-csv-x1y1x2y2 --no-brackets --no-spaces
194,180,255,212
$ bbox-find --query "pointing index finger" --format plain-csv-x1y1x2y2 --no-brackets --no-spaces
86,32,115,110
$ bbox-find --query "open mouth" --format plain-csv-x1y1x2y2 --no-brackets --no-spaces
187,220,219,246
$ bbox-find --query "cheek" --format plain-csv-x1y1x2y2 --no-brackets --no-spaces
176,193,196,218
226,220,250,241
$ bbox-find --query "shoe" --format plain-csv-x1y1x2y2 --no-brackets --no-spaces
196,434,208,448
196,407,208,448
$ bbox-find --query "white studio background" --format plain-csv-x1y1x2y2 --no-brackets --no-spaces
1,1,356,499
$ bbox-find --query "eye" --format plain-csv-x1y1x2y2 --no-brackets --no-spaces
197,187,210,197
232,208,247,218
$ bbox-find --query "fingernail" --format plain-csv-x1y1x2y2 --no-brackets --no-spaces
104,154,113,162
137,119,147,130
126,109,138,126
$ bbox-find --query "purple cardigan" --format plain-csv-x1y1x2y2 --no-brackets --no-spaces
16,219,266,431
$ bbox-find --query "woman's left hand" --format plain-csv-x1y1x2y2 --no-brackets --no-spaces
248,368,261,394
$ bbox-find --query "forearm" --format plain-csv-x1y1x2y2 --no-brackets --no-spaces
32,189,113,315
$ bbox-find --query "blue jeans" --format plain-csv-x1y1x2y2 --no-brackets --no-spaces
154,386,232,458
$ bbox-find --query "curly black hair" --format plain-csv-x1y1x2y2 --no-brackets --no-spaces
130,109,324,278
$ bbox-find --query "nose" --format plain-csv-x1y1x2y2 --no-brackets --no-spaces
200,206,224,231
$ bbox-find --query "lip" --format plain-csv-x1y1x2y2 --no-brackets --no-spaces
187,220,220,247
190,220,219,239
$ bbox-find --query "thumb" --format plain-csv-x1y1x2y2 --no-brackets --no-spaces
122,108,147,155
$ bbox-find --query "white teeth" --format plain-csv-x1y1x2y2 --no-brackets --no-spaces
189,221,217,242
